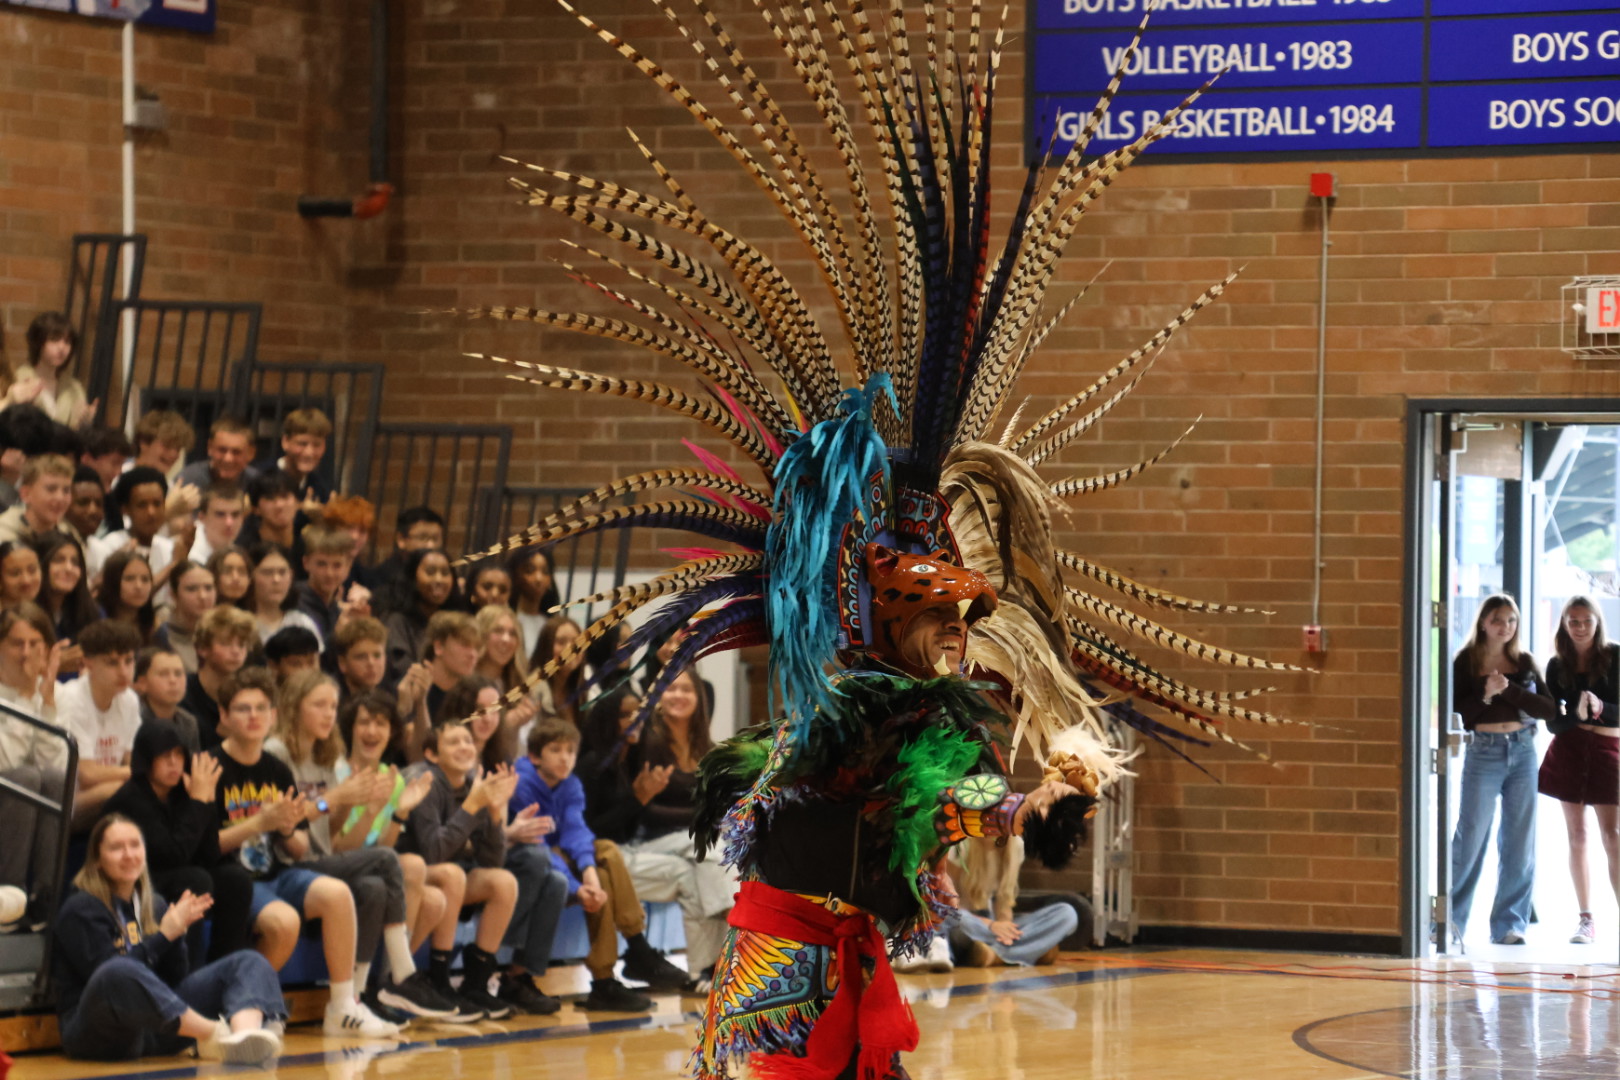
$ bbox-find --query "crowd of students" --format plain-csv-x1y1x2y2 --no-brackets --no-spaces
0,311,706,1064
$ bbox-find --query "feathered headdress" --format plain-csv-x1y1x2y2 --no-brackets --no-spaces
450,1,1301,784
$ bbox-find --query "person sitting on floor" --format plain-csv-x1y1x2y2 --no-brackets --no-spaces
51,813,285,1064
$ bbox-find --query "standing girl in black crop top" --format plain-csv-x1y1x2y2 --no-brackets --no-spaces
1538,595,1620,947
1449,594,1556,946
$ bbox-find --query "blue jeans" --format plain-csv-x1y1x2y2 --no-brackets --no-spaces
500,842,569,975
59,951,285,1061
1450,729,1537,942
948,902,1079,966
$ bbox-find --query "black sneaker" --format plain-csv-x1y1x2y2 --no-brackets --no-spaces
579,978,654,1012
457,977,514,1021
426,977,487,1024
620,948,691,991
497,973,561,1016
378,972,458,1019
360,989,414,1029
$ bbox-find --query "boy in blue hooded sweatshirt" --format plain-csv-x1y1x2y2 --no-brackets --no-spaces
513,718,689,1009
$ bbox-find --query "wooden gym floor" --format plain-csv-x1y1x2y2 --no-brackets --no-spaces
7,948,1618,1080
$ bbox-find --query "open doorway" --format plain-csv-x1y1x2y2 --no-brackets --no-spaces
1404,401,1620,966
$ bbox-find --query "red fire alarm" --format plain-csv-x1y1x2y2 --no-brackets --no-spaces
1309,172,1337,199
1302,624,1327,654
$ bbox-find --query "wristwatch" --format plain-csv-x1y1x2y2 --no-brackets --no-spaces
392,811,410,825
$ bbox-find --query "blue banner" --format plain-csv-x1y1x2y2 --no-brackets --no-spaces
1036,0,1426,30
1034,22,1423,92
1037,86,1423,154
1428,80,1620,147
1432,0,1619,16
0,0,214,33
1031,1,1620,156
1431,14,1620,83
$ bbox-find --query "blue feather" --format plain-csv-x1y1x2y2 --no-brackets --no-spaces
764,375,895,745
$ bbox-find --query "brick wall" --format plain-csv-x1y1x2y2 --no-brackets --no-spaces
6,0,1619,941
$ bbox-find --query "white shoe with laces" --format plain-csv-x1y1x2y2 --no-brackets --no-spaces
324,998,403,1039
197,1019,283,1064
1571,914,1595,945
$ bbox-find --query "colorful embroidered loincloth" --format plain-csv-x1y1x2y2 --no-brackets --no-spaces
692,882,917,1080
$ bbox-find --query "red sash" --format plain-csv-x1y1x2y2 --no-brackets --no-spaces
727,880,919,1080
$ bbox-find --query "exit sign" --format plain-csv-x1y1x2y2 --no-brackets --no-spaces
1587,287,1620,334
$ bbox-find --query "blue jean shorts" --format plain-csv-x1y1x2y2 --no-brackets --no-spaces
248,866,322,922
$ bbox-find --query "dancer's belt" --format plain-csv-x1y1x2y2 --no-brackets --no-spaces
728,880,919,1080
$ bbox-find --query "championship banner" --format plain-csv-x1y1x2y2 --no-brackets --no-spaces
1,0,215,34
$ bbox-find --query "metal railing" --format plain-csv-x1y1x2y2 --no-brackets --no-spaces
86,298,262,436
360,422,512,557
0,703,79,1008
62,233,146,374
233,362,385,498
494,485,635,627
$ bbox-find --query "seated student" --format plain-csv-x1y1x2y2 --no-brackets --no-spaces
244,542,322,646
611,667,735,992
11,311,94,429
0,539,41,609
506,549,558,658
181,605,257,750
130,409,196,480
238,471,301,559
466,562,511,612
67,466,106,544
89,466,184,593
398,721,521,1019
370,507,445,612
205,666,400,1037
338,690,477,1021
0,403,62,512
186,483,246,569
418,611,482,721
275,408,333,507
135,645,200,754
935,835,1081,971
207,544,251,607
435,677,565,1015
382,547,459,684
155,561,215,673
102,722,254,964
335,616,392,702
177,416,259,494
263,671,456,1022
50,814,285,1064
0,603,69,919
515,719,688,1007
296,523,369,646
79,427,131,494
58,619,143,828
0,454,82,551
322,494,380,592
265,625,322,684
96,551,156,646
37,531,98,666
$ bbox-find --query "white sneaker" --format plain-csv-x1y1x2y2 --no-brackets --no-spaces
1571,914,1595,945
925,934,954,973
197,1019,283,1064
324,999,402,1039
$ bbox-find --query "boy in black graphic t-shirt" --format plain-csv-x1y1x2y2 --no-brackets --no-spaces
205,667,398,1038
